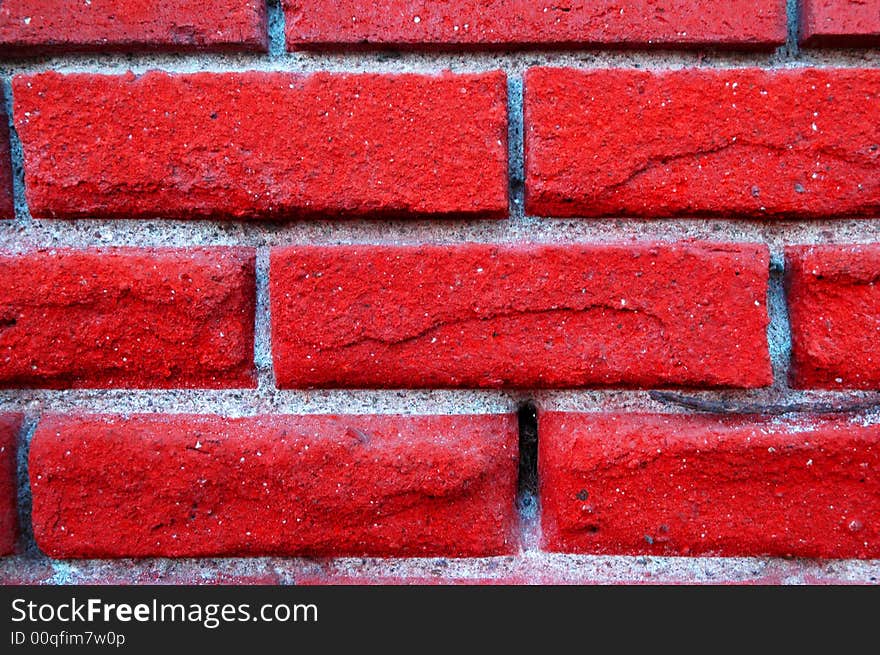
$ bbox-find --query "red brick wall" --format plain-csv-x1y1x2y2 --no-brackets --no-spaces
0,1,879,585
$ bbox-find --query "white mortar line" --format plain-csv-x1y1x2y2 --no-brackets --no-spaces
0,47,878,77
4,219,880,251
1,550,878,585
253,246,275,392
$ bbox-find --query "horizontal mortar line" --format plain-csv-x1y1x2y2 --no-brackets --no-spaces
1,552,878,584
538,389,880,416
3,389,880,420
0,389,525,418
4,218,880,250
0,48,879,76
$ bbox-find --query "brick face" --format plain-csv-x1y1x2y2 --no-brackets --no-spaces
540,412,880,558
524,67,880,218
29,413,519,558
0,249,256,389
0,0,268,54
270,243,772,389
786,245,880,390
0,414,20,556
13,71,509,221
801,0,880,47
285,1,787,49
1,0,879,584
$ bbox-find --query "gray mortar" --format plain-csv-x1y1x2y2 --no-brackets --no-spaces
767,249,794,386
1,550,878,585
1,5,880,583
785,0,802,59
266,0,287,59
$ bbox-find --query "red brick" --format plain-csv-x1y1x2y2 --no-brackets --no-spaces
0,414,21,556
13,71,508,221
29,413,519,558
801,0,880,47
270,243,771,389
285,1,786,49
540,412,880,558
524,68,880,218
0,88,14,220
0,249,256,389
786,245,880,389
0,0,267,54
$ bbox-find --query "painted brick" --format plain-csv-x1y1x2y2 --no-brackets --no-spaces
524,68,880,218
285,1,787,50
0,88,14,220
801,0,880,47
786,245,880,390
0,249,256,389
13,71,508,221
0,414,21,556
0,1,267,54
29,413,519,558
540,412,880,558
270,243,772,389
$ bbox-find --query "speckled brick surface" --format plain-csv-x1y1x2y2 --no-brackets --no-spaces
1,2,879,585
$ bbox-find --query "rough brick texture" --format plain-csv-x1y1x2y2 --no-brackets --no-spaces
29,413,519,558
786,245,880,390
13,71,508,221
0,89,13,221
270,243,771,389
0,1,267,54
0,414,20,556
285,1,787,50
0,249,256,389
540,412,880,558
801,0,880,47
524,68,880,218
2,0,880,587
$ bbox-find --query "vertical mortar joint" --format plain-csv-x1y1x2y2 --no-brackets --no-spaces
253,246,275,394
2,77,33,225
784,0,801,59
15,416,39,555
507,75,525,221
516,401,538,519
267,0,287,59
767,248,793,391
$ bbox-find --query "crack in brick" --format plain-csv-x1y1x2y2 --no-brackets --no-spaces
311,303,665,352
